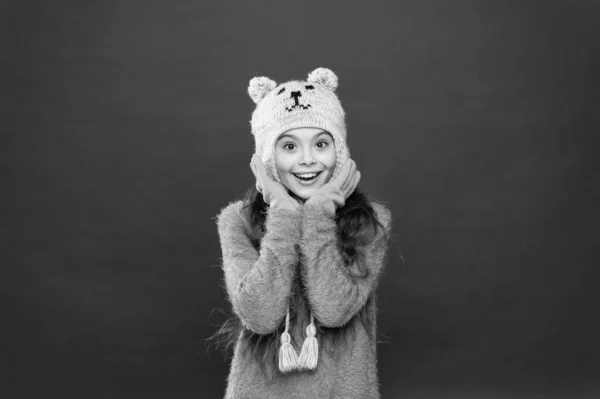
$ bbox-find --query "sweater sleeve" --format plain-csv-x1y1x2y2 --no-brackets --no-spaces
299,201,392,328
216,201,302,335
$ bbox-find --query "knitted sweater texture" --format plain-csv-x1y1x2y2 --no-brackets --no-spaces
216,199,392,399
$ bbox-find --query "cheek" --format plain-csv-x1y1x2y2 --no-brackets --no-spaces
323,148,337,169
274,150,295,175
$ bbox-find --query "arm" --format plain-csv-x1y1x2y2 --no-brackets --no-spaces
299,201,392,327
216,201,302,334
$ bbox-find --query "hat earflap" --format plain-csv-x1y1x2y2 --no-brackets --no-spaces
307,67,338,92
248,76,277,104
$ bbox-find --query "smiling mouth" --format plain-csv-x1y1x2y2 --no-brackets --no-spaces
293,172,322,181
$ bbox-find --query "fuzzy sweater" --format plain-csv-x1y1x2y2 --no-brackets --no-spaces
216,199,392,399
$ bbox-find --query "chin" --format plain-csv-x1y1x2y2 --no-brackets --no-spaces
289,186,318,201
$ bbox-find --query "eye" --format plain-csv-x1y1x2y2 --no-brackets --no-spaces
277,87,286,95
283,143,295,151
316,140,329,149
305,85,314,90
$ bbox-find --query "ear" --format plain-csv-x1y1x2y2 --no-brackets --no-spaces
307,67,338,91
248,76,277,104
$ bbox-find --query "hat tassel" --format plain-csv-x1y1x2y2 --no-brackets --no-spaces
278,308,298,373
298,312,318,370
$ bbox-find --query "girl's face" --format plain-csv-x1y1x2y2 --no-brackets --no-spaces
274,127,337,200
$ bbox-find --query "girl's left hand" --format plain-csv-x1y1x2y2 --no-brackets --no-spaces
305,159,361,214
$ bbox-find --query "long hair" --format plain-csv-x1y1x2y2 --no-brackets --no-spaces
208,184,388,375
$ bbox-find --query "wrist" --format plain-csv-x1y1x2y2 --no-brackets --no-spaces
270,197,301,211
304,195,336,217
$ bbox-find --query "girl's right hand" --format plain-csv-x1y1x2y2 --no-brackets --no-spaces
250,155,301,211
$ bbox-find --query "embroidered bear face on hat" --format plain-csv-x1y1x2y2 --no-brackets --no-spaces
248,68,349,190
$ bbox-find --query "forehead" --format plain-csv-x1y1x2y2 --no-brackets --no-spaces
277,128,332,141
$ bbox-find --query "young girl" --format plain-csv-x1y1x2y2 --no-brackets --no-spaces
214,68,392,398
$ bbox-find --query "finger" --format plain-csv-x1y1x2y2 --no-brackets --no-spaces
250,155,259,173
332,191,346,209
250,157,261,183
340,160,357,192
330,159,352,189
340,173,352,196
345,160,357,189
252,159,270,193
341,158,354,176
350,170,361,194
343,169,360,198
252,156,270,183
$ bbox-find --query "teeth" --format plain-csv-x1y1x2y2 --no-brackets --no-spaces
296,173,318,178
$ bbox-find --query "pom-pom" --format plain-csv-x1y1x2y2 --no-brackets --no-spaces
248,76,277,104
307,67,338,91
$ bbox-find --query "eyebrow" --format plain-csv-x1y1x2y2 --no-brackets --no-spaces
278,131,331,140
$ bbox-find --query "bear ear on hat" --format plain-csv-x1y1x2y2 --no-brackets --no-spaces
248,76,277,104
307,67,338,92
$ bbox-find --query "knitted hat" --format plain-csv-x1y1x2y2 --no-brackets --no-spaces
247,68,349,373
248,67,349,193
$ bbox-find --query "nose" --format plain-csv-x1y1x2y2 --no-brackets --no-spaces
290,91,302,100
300,147,316,166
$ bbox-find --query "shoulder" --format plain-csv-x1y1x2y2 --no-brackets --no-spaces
216,200,246,232
370,201,392,232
